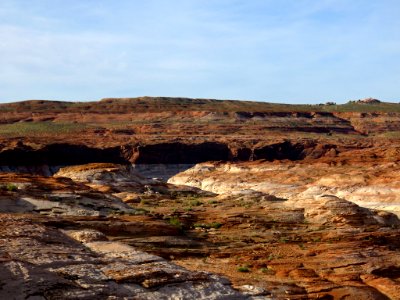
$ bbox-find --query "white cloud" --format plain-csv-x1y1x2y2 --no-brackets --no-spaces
0,0,399,102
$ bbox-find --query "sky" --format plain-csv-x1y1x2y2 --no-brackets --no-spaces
0,0,399,104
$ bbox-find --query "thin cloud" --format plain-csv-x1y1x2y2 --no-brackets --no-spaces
0,0,399,102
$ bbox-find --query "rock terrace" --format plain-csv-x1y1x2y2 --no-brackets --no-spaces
1,97,400,299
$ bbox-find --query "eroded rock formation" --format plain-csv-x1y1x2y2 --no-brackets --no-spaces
1,97,400,299
0,215,253,299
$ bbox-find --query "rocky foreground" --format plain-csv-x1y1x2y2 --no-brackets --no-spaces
0,167,261,299
0,162,399,299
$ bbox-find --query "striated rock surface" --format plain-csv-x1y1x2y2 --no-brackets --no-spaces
0,172,136,216
0,166,399,299
1,97,400,299
44,162,400,299
302,195,400,226
54,163,150,184
0,97,400,178
168,155,400,216
0,214,254,299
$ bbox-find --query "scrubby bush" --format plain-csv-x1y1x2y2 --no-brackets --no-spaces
7,184,18,191
237,266,250,272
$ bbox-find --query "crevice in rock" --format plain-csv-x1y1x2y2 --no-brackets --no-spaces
0,140,339,176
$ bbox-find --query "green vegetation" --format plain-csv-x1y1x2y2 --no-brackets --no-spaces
0,122,92,137
7,184,18,191
237,266,250,273
170,191,202,199
0,183,18,192
1,98,400,138
279,237,290,243
267,254,283,261
168,217,183,229
188,199,203,207
140,198,150,205
260,267,275,275
207,199,219,205
376,131,400,138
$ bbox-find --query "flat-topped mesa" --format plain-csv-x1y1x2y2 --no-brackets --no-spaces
0,96,398,113
1,97,400,142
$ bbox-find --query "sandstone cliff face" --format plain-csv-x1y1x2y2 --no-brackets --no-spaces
0,140,345,173
168,155,400,217
2,97,400,135
335,112,400,134
1,98,400,173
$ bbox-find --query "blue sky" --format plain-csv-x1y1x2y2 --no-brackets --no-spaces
0,0,399,103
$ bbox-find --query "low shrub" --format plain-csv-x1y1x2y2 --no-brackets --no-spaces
8,184,17,191
237,266,250,273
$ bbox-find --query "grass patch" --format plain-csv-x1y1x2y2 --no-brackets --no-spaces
0,122,92,137
279,237,290,243
170,191,202,199
268,254,283,261
188,199,203,207
168,217,183,229
0,183,18,192
312,237,322,243
7,184,18,192
260,267,275,275
237,266,250,273
140,198,150,205
207,199,219,205
376,131,400,138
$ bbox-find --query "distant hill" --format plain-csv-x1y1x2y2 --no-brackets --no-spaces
0,96,399,113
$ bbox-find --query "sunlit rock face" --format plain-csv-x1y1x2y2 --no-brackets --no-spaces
1,97,400,299
0,215,253,299
168,158,400,216
54,163,151,186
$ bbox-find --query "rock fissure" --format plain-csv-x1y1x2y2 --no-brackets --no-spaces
0,140,343,176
